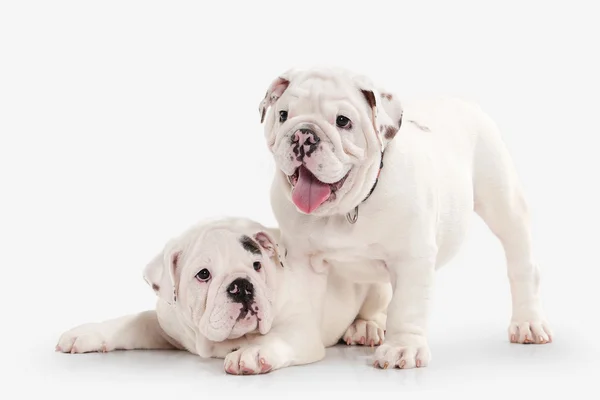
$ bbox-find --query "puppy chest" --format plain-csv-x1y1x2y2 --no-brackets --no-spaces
306,221,365,251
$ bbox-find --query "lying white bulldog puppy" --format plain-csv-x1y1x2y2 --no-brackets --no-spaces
258,67,553,370
56,217,391,374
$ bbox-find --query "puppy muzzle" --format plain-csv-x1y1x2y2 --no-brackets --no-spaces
199,274,272,342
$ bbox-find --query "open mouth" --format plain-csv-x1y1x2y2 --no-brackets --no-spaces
287,165,350,214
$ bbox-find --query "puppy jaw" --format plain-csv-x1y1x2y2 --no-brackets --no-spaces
273,129,381,217
199,274,273,342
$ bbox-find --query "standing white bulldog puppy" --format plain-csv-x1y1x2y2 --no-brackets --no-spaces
259,67,553,370
56,217,391,374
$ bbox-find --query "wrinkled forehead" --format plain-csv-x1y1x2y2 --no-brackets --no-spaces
184,228,259,268
285,70,364,106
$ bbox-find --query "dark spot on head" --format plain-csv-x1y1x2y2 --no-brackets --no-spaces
318,164,323,171
289,155,293,161
360,89,376,109
383,125,398,140
231,347,240,352
240,235,261,255
152,283,160,292
382,92,393,101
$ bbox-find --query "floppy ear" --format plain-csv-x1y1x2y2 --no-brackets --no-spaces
258,73,292,124
357,83,404,150
253,230,285,268
142,240,182,305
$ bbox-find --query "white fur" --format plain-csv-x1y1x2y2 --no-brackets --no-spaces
260,67,553,370
56,217,391,375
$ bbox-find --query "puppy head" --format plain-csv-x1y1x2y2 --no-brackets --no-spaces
143,218,283,342
259,67,403,216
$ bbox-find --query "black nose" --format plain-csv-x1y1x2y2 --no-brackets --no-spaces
292,128,320,160
293,128,320,145
299,128,315,135
227,278,254,304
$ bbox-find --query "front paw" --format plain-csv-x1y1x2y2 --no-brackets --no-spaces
224,344,288,375
373,334,431,370
56,323,110,354
342,319,384,347
508,319,553,344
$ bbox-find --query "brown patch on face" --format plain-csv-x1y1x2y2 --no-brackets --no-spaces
361,89,376,109
381,92,393,101
152,283,160,292
383,125,398,140
360,89,378,134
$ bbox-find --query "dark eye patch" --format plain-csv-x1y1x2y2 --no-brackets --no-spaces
240,235,261,255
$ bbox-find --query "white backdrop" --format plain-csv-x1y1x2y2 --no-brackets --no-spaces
1,1,599,398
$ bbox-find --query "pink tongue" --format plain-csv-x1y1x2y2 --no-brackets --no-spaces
292,166,331,214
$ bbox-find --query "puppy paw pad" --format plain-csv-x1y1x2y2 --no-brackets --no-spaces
56,323,110,354
508,320,553,344
224,346,279,375
373,339,431,370
342,319,385,347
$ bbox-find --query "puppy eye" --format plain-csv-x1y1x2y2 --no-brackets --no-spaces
253,261,262,271
279,110,288,123
336,115,351,129
195,268,211,282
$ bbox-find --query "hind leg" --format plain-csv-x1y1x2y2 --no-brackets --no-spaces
342,283,391,347
476,196,552,344
473,111,552,345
